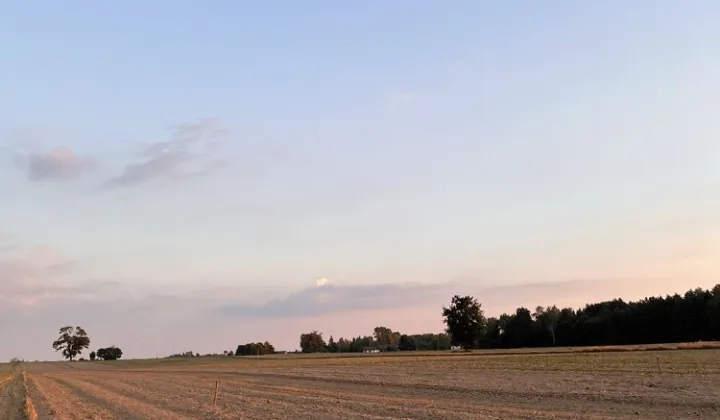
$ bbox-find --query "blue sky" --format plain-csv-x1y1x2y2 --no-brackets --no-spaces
1,1,719,361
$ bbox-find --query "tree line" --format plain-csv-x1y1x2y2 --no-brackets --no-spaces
293,284,720,353
49,283,720,360
297,328,453,353
443,284,720,349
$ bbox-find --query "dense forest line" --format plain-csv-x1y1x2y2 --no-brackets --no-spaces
288,284,720,354
484,284,720,348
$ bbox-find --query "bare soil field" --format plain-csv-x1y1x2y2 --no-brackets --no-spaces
10,344,720,419
0,371,30,420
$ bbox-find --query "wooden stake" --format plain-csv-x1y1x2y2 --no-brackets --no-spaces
656,357,662,374
213,380,220,406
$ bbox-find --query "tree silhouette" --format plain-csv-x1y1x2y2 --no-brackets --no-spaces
442,295,486,350
235,342,275,356
373,326,393,345
534,305,561,345
299,331,326,353
96,346,123,360
52,326,90,361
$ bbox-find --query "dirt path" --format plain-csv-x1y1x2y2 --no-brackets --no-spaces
0,374,29,420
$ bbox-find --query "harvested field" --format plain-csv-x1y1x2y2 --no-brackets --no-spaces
13,344,720,419
0,372,30,420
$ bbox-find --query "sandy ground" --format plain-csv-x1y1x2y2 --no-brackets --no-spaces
16,348,720,419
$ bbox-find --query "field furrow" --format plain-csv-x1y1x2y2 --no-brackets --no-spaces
0,374,30,420
29,373,121,419
47,374,196,420
75,372,412,419
67,373,244,419
74,371,612,420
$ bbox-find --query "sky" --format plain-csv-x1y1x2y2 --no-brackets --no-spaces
1,1,719,361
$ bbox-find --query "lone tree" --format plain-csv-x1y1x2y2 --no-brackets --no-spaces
442,295,486,350
52,326,90,361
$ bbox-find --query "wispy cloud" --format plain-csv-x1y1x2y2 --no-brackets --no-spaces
6,119,228,190
214,277,707,321
217,280,452,318
102,119,227,189
15,147,95,181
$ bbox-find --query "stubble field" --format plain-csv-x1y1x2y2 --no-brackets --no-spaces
3,344,720,419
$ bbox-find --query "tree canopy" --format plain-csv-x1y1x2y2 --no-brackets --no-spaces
442,295,487,349
96,346,123,361
235,342,275,356
299,331,326,353
52,326,90,361
485,285,720,348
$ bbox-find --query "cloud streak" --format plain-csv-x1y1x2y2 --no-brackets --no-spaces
214,277,709,321
103,119,227,189
217,281,451,318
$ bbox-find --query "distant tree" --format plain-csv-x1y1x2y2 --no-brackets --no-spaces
326,335,339,352
96,346,123,361
398,334,415,351
9,357,22,370
533,305,561,345
390,331,401,347
710,284,720,340
89,351,97,361
337,337,351,353
235,342,275,356
227,350,234,357
299,331,327,353
484,317,501,347
442,295,486,350
503,307,535,347
52,326,90,361
373,326,393,346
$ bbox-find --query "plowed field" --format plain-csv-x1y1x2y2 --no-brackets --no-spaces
9,345,720,419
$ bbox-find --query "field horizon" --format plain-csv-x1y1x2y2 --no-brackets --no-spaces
2,342,719,419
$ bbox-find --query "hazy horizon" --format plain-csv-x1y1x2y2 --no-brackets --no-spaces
2,1,719,361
